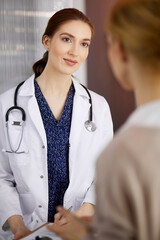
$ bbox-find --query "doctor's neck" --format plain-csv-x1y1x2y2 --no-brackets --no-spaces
35,65,72,96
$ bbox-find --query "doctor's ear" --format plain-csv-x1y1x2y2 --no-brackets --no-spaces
43,35,51,51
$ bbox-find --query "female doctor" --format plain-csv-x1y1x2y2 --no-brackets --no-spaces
0,8,113,240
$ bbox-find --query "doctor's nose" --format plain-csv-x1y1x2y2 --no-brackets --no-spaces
68,44,79,57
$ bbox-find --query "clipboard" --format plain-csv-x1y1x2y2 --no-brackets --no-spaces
20,223,61,240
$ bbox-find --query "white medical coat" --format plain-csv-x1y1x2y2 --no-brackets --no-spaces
0,75,113,239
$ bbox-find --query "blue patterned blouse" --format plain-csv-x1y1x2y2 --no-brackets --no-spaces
34,80,75,222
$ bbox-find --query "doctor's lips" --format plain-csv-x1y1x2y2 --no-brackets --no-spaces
63,58,78,66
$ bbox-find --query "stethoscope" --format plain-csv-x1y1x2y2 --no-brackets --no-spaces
2,81,96,154
2,81,26,154
80,84,96,132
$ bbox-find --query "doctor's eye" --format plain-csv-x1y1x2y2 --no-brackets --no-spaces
62,37,71,43
81,42,90,48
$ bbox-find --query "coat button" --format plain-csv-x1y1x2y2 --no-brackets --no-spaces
42,145,45,149
38,205,42,208
40,175,44,179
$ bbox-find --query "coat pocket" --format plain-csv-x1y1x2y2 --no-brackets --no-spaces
26,211,45,231
6,115,29,155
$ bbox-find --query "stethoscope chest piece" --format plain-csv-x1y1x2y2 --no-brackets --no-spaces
84,120,96,132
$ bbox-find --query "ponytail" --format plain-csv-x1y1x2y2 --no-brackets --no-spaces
32,51,48,78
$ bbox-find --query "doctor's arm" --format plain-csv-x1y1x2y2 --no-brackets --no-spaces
54,181,95,224
74,179,96,218
73,98,113,218
73,98,114,218
74,202,94,218
0,102,30,238
67,99,114,221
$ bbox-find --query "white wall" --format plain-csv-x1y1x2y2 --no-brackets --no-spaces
72,0,85,12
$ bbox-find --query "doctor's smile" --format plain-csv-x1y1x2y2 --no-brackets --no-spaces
63,58,78,66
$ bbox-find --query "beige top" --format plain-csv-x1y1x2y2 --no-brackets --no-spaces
84,100,160,240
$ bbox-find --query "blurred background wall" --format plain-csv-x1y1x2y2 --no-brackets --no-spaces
0,0,86,93
86,0,135,131
0,0,135,131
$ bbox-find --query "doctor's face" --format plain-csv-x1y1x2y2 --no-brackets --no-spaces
43,20,92,76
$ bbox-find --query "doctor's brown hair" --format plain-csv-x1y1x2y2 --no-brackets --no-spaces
32,8,94,78
106,0,160,70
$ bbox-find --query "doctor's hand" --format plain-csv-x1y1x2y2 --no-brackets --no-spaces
54,211,65,224
54,202,94,225
13,225,31,240
8,215,31,240
48,206,92,240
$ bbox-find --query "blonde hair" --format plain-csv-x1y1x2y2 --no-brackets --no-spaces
106,0,160,69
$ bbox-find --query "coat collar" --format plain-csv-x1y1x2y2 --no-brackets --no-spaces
18,74,90,99
71,77,90,99
19,74,35,96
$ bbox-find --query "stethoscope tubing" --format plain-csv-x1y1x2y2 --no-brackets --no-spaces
80,84,93,121
3,80,96,154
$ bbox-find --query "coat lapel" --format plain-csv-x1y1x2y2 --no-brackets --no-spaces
69,79,91,151
69,93,89,150
68,80,91,185
19,75,47,147
28,96,47,147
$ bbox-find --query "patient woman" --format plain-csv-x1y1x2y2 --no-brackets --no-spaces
48,0,160,240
